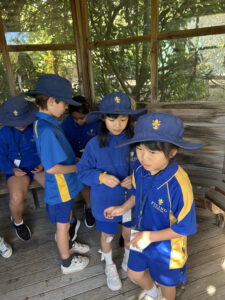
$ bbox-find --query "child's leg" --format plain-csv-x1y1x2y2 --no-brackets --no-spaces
159,284,176,300
101,231,113,264
56,222,70,259
81,185,95,228
33,171,45,188
121,226,131,271
7,175,30,223
127,268,155,290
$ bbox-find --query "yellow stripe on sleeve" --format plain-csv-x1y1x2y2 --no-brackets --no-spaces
132,171,136,189
34,120,38,138
175,166,194,223
55,174,71,202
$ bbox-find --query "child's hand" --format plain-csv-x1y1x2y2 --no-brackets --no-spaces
101,174,120,188
120,175,132,189
31,163,44,173
128,231,152,250
104,206,125,219
13,168,27,177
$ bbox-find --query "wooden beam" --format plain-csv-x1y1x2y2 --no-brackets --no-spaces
88,25,225,49
0,14,17,96
70,0,93,104
6,44,76,52
150,0,158,103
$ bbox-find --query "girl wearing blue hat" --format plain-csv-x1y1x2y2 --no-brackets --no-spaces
77,92,146,291
104,112,203,300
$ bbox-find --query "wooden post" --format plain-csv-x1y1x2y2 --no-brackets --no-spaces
0,14,17,96
150,0,158,103
70,0,94,105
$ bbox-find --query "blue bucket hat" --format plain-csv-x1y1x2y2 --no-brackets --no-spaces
24,74,81,106
0,96,37,127
86,92,147,123
116,112,203,151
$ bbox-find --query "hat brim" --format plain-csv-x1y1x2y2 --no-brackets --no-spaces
0,101,37,127
86,109,147,124
23,91,81,106
115,135,203,151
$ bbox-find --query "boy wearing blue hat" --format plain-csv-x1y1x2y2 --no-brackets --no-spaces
61,95,100,228
104,112,203,300
0,96,45,241
25,74,89,274
77,92,146,291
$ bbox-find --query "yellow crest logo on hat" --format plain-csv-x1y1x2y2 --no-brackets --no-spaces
130,151,134,157
13,110,18,116
152,119,161,130
158,199,163,205
114,96,120,103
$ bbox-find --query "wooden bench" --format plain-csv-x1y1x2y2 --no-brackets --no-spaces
185,167,225,228
0,171,42,208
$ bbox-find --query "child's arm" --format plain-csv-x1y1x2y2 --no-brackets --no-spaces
31,163,44,174
104,195,135,219
46,164,77,174
129,228,182,251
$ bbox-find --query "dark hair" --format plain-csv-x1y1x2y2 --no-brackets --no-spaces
35,94,60,110
135,141,178,160
98,114,134,148
68,95,90,115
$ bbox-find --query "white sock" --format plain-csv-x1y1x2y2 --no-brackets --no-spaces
123,248,130,262
145,284,158,298
102,250,113,265
14,220,23,226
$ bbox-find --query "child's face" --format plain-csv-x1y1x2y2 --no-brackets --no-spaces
15,126,27,131
71,111,87,126
136,144,177,175
48,98,68,118
104,115,129,135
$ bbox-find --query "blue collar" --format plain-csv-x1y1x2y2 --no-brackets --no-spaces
35,112,60,128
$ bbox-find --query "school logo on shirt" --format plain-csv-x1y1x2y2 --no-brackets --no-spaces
152,119,161,130
151,198,167,213
114,96,120,103
87,128,96,136
13,110,18,116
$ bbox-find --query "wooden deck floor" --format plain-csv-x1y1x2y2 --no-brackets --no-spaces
0,190,225,300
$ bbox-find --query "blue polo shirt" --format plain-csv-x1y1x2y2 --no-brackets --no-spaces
77,131,137,222
0,125,40,175
132,159,196,269
61,115,100,158
34,112,83,205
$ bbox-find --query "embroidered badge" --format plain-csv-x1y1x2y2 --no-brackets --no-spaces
114,96,120,103
152,119,161,130
13,110,18,116
158,199,163,205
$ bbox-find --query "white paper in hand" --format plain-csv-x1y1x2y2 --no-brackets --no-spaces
129,229,143,253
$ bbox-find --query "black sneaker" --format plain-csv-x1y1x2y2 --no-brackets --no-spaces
69,218,81,242
84,207,95,228
12,219,31,241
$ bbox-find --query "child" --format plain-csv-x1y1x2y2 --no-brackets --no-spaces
61,96,100,228
0,96,45,241
25,74,89,274
104,112,203,300
0,236,12,258
77,92,146,291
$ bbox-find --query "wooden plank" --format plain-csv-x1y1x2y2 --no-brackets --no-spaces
205,189,225,211
0,14,16,95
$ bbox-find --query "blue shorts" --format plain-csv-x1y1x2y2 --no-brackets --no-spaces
46,200,73,223
96,219,134,234
128,249,187,286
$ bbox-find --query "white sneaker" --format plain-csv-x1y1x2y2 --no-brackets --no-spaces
61,256,89,274
140,287,162,300
0,241,12,258
105,263,122,291
70,241,90,254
